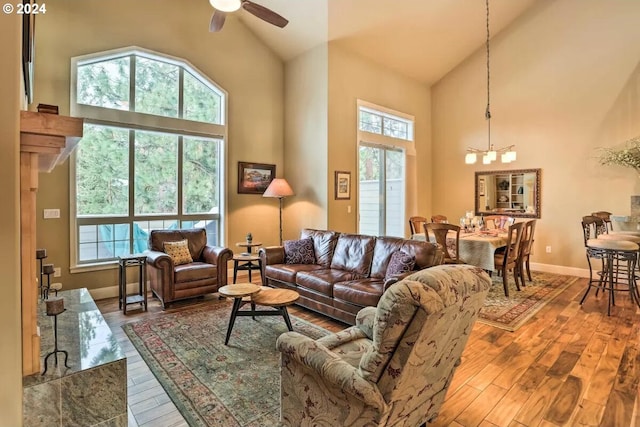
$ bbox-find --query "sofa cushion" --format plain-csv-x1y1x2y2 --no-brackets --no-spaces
400,240,441,270
330,234,376,277
174,261,216,283
284,238,315,264
370,237,405,279
296,269,360,297
265,264,324,284
333,279,385,308
163,239,193,265
301,229,339,267
384,250,416,282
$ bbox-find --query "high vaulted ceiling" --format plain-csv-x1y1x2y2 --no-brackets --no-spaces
229,0,538,85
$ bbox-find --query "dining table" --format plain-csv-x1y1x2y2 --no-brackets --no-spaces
412,230,508,272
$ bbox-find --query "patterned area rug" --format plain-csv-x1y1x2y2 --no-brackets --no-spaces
123,300,330,427
478,271,579,332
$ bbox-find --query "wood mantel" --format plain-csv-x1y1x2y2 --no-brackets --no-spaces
20,111,83,376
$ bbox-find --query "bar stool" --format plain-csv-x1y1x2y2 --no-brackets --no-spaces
583,238,640,315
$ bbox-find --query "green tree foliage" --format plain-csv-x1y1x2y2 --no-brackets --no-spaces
135,131,178,215
77,125,129,215
184,137,219,213
135,58,179,118
184,71,221,124
77,57,130,110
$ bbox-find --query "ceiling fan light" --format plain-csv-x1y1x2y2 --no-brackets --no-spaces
209,0,241,12
465,153,477,164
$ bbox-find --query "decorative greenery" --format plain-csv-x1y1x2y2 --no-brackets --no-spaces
599,136,640,172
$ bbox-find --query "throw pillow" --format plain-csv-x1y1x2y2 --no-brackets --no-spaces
284,238,315,264
385,250,416,281
163,239,193,265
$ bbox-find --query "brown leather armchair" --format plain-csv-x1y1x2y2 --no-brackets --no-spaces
146,228,232,309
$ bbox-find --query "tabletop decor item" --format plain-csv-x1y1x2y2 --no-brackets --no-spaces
246,232,252,244
42,297,70,375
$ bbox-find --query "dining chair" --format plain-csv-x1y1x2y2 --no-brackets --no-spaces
431,214,448,223
408,216,427,236
485,215,514,230
591,211,613,233
424,222,465,264
581,215,608,300
494,221,524,296
518,219,536,284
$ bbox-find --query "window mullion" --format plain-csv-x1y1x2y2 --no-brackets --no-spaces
178,68,184,119
178,135,184,219
129,55,136,112
129,129,136,253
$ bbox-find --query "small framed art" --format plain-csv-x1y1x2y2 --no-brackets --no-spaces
238,162,276,194
334,171,351,200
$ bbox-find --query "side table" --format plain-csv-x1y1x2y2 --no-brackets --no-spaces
118,254,148,314
234,241,263,283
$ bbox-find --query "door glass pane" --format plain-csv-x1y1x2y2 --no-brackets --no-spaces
134,130,178,215
76,124,129,216
183,137,219,214
359,145,381,236
135,57,179,117
385,149,404,237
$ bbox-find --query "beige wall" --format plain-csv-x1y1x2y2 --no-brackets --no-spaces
33,0,284,290
432,0,640,271
284,45,329,239
327,44,432,234
0,12,24,427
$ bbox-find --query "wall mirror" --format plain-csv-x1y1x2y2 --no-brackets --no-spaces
475,168,541,218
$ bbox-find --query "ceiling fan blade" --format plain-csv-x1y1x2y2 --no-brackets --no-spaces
209,10,227,32
241,0,288,28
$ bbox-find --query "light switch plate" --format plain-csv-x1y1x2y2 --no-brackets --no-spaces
43,209,60,219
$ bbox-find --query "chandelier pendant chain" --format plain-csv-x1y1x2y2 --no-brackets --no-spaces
485,0,492,151
464,0,516,164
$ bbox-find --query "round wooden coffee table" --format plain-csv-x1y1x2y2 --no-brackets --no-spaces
218,284,300,345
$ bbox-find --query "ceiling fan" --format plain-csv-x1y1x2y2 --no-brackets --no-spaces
209,0,289,32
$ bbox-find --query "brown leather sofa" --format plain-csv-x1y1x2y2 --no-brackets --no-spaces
146,228,233,309
259,229,443,324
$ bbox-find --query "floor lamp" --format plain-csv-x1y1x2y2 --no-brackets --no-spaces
263,178,294,245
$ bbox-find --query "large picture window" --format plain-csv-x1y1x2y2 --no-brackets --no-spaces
71,47,226,268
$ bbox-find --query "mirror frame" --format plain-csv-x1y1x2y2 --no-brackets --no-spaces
474,168,541,219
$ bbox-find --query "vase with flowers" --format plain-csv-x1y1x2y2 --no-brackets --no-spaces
598,136,640,176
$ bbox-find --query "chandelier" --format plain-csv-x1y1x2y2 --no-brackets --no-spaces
465,0,516,165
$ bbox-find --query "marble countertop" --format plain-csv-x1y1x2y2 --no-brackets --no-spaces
24,288,125,386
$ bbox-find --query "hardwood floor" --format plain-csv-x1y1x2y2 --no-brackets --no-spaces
96,274,640,427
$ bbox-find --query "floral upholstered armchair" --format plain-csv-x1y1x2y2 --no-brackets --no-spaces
276,264,491,427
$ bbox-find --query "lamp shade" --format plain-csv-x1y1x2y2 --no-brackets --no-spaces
263,178,294,198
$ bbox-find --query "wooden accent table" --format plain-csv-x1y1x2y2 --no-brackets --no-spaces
118,254,148,314
233,241,263,283
218,284,300,345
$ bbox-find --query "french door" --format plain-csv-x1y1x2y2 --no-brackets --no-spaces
358,143,405,237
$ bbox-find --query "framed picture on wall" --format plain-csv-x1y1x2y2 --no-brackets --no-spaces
238,162,276,194
478,178,485,196
335,171,351,200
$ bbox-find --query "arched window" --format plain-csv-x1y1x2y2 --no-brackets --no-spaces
70,47,226,269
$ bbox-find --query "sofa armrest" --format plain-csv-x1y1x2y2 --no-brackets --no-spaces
259,246,285,265
201,246,233,265
355,307,376,339
146,250,173,270
277,332,387,412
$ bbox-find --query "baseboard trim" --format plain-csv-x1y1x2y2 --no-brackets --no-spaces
529,262,589,278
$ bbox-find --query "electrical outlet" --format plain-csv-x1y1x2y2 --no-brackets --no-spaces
546,245,552,253
54,267,61,277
